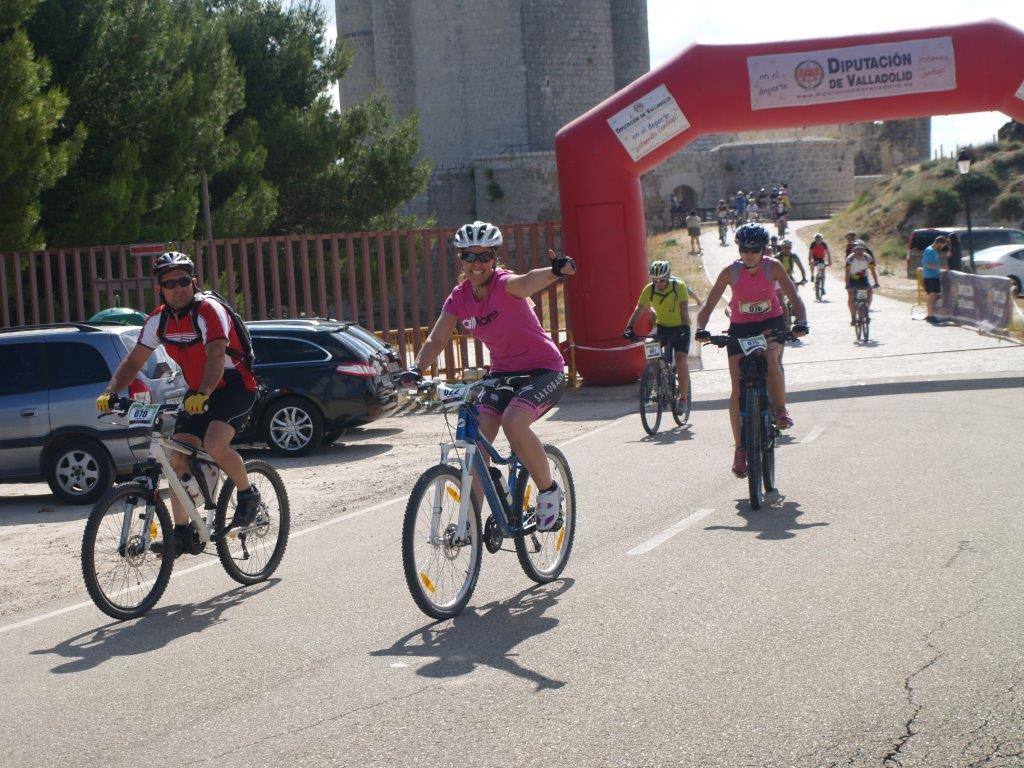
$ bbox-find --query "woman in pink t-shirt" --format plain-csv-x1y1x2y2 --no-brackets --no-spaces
695,224,807,478
403,221,577,531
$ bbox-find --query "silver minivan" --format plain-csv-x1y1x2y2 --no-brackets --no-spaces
0,323,187,503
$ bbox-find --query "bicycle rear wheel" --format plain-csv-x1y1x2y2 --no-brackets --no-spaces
82,483,175,620
402,464,482,620
861,305,871,342
639,364,663,435
815,274,824,301
513,444,576,584
672,380,692,426
743,388,764,510
214,460,290,585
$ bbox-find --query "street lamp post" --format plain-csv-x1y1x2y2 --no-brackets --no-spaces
956,149,974,272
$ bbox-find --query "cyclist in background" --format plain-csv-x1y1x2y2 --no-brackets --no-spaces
695,224,808,478
95,251,261,556
845,240,880,324
624,261,699,411
775,240,807,349
809,233,832,294
401,221,576,532
716,200,730,245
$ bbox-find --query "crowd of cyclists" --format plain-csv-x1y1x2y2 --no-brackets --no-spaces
90,211,883,563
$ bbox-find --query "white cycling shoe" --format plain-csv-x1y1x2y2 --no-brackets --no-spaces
535,482,563,532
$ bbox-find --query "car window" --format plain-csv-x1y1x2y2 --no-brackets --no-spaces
1011,249,1024,261
252,336,330,365
969,232,1004,252
0,343,47,397
120,329,159,378
46,342,112,389
345,325,386,351
1008,231,1024,245
331,332,373,361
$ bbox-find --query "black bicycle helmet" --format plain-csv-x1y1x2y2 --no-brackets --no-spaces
735,223,770,249
153,251,194,278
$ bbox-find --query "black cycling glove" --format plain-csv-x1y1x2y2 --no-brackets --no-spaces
401,365,424,386
623,327,636,340
550,255,577,278
695,329,711,341
792,322,809,336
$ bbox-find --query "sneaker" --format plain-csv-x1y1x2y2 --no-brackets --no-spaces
151,525,191,559
676,394,688,412
232,486,262,528
732,448,747,478
850,318,857,326
535,483,563,532
925,315,938,324
775,408,794,430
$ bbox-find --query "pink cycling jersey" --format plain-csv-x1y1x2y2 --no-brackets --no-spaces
441,269,564,374
728,258,784,324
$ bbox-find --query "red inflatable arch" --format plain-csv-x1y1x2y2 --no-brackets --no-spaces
556,20,1024,385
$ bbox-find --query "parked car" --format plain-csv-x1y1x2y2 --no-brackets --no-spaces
241,320,399,456
906,227,1024,276
247,318,404,384
0,323,187,503
970,244,1024,294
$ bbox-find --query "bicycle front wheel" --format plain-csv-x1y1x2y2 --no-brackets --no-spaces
815,275,824,301
761,405,776,493
513,444,576,584
639,364,663,435
214,460,290,585
82,483,175,620
861,306,871,342
402,464,482,620
743,388,764,510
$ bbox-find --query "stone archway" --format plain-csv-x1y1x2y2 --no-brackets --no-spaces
555,20,1024,384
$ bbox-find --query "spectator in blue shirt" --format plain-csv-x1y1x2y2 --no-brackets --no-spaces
921,235,949,323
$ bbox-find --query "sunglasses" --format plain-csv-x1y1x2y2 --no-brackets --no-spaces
159,276,193,289
459,250,495,263
738,246,763,254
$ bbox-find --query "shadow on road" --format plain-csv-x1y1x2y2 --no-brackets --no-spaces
628,426,694,444
240,441,392,469
691,375,1024,412
29,580,279,674
705,496,827,541
371,579,573,691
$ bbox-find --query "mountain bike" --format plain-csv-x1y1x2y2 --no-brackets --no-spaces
717,218,728,246
812,263,826,302
701,330,796,510
402,377,576,620
83,399,289,620
638,335,691,435
853,288,871,342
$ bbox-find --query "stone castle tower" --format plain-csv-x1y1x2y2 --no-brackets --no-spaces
336,1,929,228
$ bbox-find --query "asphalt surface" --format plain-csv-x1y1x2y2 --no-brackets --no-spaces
2,223,1023,767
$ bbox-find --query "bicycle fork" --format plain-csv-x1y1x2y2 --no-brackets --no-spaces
434,440,476,545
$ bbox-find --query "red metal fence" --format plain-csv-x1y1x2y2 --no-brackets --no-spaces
0,223,567,378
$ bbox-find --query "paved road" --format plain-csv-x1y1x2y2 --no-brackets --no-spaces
2,224,1023,767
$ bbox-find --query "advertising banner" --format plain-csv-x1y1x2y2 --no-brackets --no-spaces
935,271,1014,332
747,36,956,110
607,84,690,162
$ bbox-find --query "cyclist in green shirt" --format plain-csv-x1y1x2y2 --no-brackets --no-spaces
623,261,700,410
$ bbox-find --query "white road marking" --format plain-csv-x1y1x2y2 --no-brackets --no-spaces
627,508,715,555
801,421,831,444
0,413,624,636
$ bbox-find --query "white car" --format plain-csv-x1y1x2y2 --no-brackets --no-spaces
971,244,1024,294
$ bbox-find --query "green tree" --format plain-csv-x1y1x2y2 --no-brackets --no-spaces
0,0,80,251
30,0,245,246
218,0,429,234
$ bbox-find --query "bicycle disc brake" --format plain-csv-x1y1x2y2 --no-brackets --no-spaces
484,515,503,554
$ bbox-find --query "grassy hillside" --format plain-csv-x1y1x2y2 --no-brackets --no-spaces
803,138,1024,302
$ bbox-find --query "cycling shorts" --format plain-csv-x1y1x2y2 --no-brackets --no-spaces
846,275,871,289
655,324,691,359
477,369,566,422
726,315,787,357
174,372,257,440
923,277,941,295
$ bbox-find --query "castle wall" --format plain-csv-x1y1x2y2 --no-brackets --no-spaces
335,0,377,111
610,0,650,90
472,152,561,224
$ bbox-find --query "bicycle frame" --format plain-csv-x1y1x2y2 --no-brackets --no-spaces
430,383,531,545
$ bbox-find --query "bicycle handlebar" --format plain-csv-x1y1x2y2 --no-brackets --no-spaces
97,398,180,420
698,329,800,348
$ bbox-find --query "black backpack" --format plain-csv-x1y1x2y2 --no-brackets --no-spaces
157,291,256,370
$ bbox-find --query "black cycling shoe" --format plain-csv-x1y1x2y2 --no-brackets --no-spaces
151,525,191,559
231,486,262,528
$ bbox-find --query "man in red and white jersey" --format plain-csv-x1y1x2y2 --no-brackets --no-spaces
96,251,260,557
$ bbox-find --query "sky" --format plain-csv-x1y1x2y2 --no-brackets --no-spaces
321,0,1023,156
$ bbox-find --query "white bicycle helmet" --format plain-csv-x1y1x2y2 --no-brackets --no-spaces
454,220,503,249
649,260,670,280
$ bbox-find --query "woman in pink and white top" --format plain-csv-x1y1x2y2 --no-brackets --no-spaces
695,224,807,478
403,221,577,531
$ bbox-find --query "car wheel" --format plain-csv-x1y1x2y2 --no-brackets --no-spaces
44,437,115,504
264,396,324,456
1009,276,1022,296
